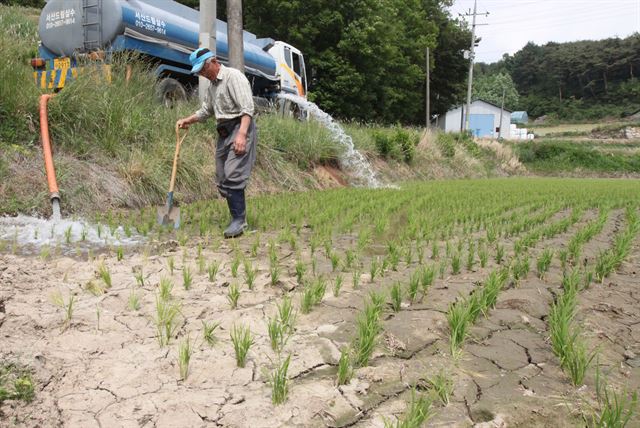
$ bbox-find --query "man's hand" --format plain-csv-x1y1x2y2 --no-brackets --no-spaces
177,116,195,130
234,132,247,155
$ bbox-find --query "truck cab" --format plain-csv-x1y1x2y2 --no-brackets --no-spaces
268,41,307,98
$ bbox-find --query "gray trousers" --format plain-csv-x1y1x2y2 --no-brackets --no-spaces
215,117,257,198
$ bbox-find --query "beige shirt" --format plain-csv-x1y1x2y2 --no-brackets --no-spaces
195,64,255,122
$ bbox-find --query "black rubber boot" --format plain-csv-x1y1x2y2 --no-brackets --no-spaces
224,188,247,238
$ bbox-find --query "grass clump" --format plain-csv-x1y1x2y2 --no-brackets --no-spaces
230,324,254,368
425,370,454,406
390,282,403,312
97,263,112,288
178,336,193,380
337,348,353,386
154,296,181,347
384,389,434,428
207,261,220,283
182,265,193,290
300,277,327,314
353,299,383,367
202,320,220,346
227,282,241,309
0,362,35,404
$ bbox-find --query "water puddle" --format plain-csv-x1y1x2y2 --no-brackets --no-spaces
0,215,146,256
278,93,384,188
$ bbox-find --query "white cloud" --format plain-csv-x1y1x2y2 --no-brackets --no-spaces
449,0,640,63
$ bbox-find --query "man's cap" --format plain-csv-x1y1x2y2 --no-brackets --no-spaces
189,47,215,74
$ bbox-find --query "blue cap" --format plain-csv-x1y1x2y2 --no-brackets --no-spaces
189,48,215,74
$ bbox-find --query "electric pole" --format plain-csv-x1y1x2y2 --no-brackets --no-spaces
498,86,505,139
462,0,488,133
425,47,430,129
199,0,216,101
227,0,245,72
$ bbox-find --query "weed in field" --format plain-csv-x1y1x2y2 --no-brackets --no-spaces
202,320,220,346
337,348,353,386
333,274,343,297
270,354,291,405
230,324,253,368
537,249,554,280
182,265,193,290
383,389,433,428
228,282,240,309
426,370,454,406
98,263,112,288
178,336,193,380
390,282,403,312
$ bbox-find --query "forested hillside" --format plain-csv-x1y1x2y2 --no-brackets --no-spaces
476,35,640,121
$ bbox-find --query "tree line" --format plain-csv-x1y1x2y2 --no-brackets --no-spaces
476,35,640,120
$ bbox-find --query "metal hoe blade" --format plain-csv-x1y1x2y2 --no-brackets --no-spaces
157,205,181,229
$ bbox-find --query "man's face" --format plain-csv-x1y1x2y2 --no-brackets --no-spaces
199,59,220,81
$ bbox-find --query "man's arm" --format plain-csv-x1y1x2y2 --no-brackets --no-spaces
177,113,201,130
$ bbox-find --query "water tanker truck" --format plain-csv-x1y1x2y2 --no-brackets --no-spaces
32,0,308,106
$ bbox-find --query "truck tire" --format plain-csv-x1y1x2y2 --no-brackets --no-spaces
156,78,187,107
278,98,308,120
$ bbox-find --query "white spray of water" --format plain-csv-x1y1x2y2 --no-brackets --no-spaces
0,215,145,254
278,93,384,188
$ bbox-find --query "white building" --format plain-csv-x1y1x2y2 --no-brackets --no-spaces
434,99,512,139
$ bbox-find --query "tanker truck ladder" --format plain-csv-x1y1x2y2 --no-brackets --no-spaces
82,0,103,52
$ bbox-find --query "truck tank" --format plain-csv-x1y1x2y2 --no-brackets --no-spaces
39,0,277,77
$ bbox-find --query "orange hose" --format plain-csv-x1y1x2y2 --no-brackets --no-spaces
39,94,59,199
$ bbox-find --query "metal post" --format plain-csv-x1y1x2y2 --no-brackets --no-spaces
199,0,216,101
425,47,430,129
464,0,477,132
498,87,505,139
227,0,245,72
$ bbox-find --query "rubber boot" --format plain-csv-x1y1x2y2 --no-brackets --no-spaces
223,188,247,238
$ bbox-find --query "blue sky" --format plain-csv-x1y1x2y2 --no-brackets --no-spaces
449,0,640,63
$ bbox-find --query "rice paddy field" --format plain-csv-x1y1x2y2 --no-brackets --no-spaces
1,178,639,427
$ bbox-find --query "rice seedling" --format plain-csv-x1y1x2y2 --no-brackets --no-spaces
268,317,290,354
388,243,401,271
243,260,257,290
383,389,434,428
63,226,72,244
558,249,569,272
270,262,281,286
202,320,220,346
404,246,413,265
80,228,88,242
294,258,307,285
333,274,344,297
450,253,461,275
277,295,297,333
128,288,140,311
478,243,488,268
466,241,475,271
116,246,124,261
353,301,382,367
352,269,361,289
178,335,193,380
207,261,220,283
425,369,454,406
182,265,193,290
590,368,638,428
329,252,340,272
97,263,112,288
408,271,420,303
345,249,358,270
420,265,435,300
197,250,206,274
447,300,471,357
431,240,439,260
311,257,318,277
96,305,101,331
228,282,241,309
416,243,425,264
158,277,174,301
495,244,504,265
134,270,144,287
230,324,253,368
337,348,353,385
537,248,554,280
512,255,530,284
154,295,181,347
270,354,291,405
250,234,260,257
438,260,447,279
390,282,403,312
231,253,241,278
167,256,175,275
50,291,75,330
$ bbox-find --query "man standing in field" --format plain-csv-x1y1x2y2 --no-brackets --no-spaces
177,47,256,238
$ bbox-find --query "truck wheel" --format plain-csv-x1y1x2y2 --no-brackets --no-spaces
156,78,187,107
278,98,307,120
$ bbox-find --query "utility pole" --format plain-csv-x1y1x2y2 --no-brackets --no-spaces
462,0,488,132
425,47,430,129
199,0,216,101
227,0,245,71
498,86,505,139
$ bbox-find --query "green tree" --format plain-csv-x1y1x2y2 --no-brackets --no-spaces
473,72,519,110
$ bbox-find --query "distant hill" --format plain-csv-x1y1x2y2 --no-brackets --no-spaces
476,35,640,122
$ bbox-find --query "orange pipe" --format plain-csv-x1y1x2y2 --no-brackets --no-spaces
39,94,60,200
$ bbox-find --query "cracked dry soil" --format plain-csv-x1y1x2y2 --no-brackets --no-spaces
0,213,639,428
